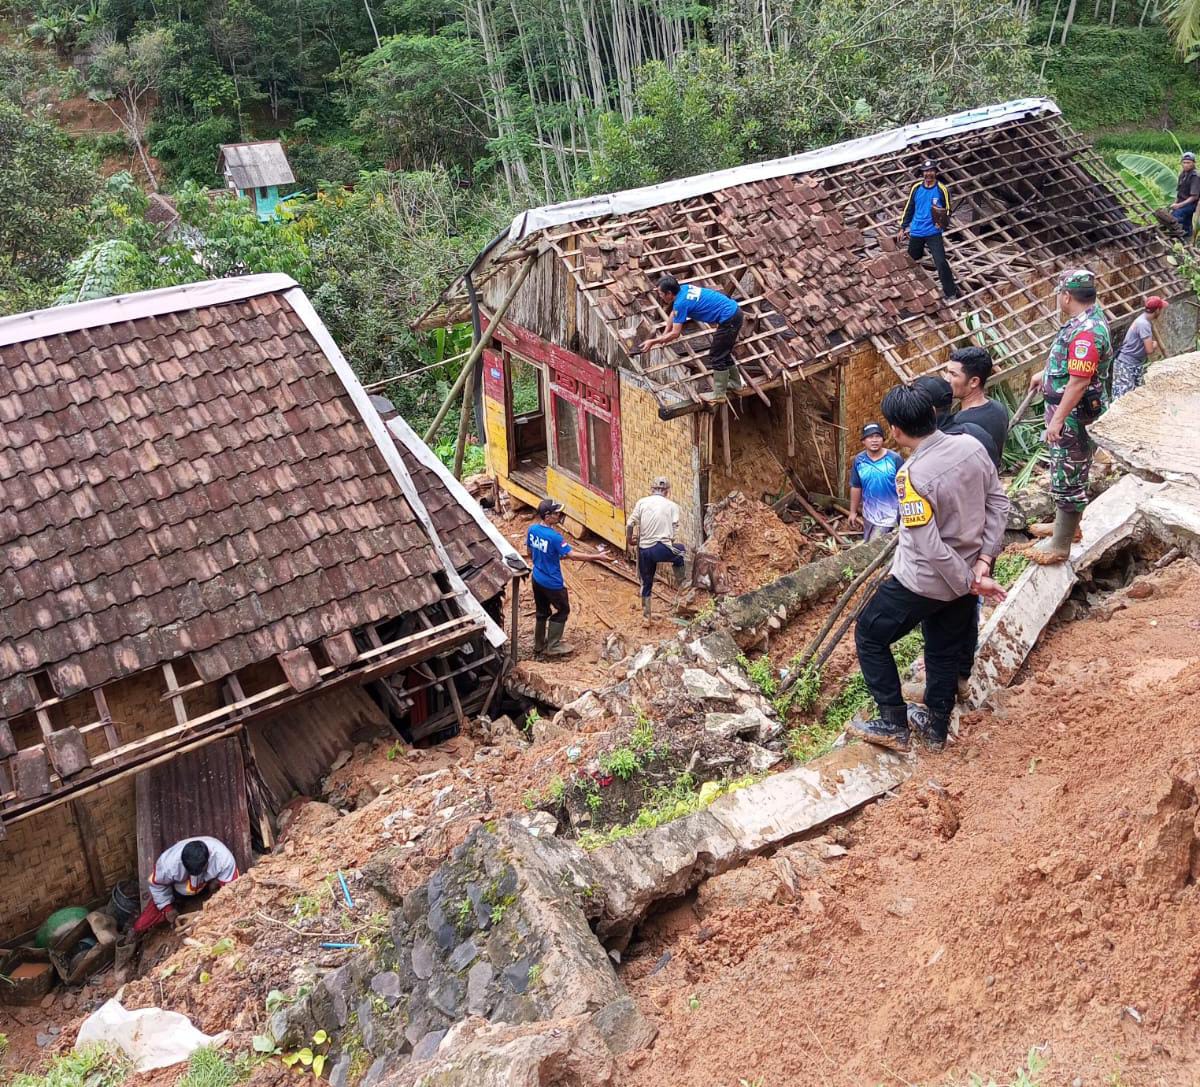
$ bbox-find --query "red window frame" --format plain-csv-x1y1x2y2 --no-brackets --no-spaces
487,320,623,506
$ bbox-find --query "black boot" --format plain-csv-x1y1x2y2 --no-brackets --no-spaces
846,703,911,752
533,619,547,657
908,705,950,752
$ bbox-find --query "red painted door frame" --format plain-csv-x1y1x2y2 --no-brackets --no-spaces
485,318,624,505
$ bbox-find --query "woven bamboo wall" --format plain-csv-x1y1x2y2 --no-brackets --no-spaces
618,374,702,547
0,669,225,941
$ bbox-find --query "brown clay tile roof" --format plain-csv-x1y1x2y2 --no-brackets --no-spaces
0,281,493,716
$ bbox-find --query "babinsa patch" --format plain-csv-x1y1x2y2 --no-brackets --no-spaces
895,468,932,527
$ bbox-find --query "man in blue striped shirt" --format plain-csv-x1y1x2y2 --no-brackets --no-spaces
898,160,958,300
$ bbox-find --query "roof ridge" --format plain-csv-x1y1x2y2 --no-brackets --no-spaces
504,97,1060,242
0,274,298,349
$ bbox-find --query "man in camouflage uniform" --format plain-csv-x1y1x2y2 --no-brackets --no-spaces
1025,268,1113,564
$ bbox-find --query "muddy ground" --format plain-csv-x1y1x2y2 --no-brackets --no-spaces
619,560,1200,1087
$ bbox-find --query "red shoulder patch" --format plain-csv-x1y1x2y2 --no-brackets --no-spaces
1066,331,1099,378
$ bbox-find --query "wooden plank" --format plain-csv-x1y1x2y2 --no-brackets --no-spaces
0,718,15,758
92,689,119,751
161,663,188,727
71,800,106,898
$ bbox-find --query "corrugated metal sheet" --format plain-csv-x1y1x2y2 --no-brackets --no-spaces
134,736,253,899
219,141,295,189
247,684,392,808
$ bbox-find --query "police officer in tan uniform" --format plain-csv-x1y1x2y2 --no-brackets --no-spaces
848,384,1009,753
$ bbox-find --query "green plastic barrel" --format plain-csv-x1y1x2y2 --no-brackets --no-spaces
35,907,89,949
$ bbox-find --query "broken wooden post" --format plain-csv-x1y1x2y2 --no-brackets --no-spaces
0,718,15,758
426,252,538,449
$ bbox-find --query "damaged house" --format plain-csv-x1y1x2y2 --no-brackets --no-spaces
423,97,1196,549
0,274,525,941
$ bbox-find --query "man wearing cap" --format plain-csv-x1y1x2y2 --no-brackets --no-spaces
526,499,608,657
1113,296,1168,399
626,478,686,624
637,274,744,402
848,423,904,541
1172,152,1200,240
898,160,958,300
1025,269,1114,564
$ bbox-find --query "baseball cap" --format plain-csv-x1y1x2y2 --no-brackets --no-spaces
537,498,564,517
1184,151,1196,161
652,476,670,489
1058,268,1095,291
861,422,884,439
920,159,937,172
1145,295,1168,312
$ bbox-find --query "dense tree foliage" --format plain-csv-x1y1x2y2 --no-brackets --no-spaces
2,0,1196,431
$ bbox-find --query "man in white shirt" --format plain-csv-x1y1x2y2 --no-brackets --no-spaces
132,836,240,935
626,477,686,624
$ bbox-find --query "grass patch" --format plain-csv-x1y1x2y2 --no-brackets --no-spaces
738,653,778,698
177,1047,248,1087
10,1046,130,1087
577,773,755,849
948,1046,1047,1087
993,552,1030,588
786,630,924,762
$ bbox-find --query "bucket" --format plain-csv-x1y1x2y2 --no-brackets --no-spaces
35,907,88,949
111,881,139,930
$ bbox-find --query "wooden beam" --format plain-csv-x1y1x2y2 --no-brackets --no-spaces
71,800,106,897
92,689,119,751
0,616,479,820
161,662,188,726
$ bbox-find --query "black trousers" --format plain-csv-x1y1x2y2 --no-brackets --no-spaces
532,581,570,622
708,309,743,371
960,596,981,680
907,233,957,298
855,577,977,719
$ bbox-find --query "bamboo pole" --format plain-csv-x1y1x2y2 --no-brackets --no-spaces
423,253,537,448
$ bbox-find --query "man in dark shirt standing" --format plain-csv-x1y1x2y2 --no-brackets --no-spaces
1172,152,1200,240
898,159,958,299
945,346,1010,469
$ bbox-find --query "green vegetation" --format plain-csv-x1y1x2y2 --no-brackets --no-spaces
993,552,1031,588
738,654,778,699
577,772,755,849
599,745,641,781
9,1046,129,1087
950,1047,1047,1086
177,1047,248,1087
281,1030,331,1077
787,630,924,762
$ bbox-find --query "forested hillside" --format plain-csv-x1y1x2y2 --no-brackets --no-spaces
1,0,1197,433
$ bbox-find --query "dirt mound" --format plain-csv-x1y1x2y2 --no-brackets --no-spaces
701,492,807,596
619,560,1200,1087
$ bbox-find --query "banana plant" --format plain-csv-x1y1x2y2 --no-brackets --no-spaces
1115,152,1178,206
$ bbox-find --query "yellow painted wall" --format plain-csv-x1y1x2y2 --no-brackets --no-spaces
546,467,626,547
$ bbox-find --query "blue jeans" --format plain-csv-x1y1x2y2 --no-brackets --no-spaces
1172,205,1194,238
637,542,685,597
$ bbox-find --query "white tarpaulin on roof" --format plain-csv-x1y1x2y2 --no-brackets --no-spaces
505,97,1061,242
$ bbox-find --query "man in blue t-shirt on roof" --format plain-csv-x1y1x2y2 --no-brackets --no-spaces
636,274,743,402
898,159,958,300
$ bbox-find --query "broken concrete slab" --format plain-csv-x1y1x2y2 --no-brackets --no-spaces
590,743,911,947
1142,481,1200,560
682,668,736,702
704,707,781,743
965,474,1161,709
1091,354,1200,490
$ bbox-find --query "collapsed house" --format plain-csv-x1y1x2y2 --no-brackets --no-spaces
0,274,524,942
422,97,1197,549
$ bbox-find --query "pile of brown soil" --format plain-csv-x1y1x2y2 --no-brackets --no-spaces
619,560,1200,1087
703,491,808,596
